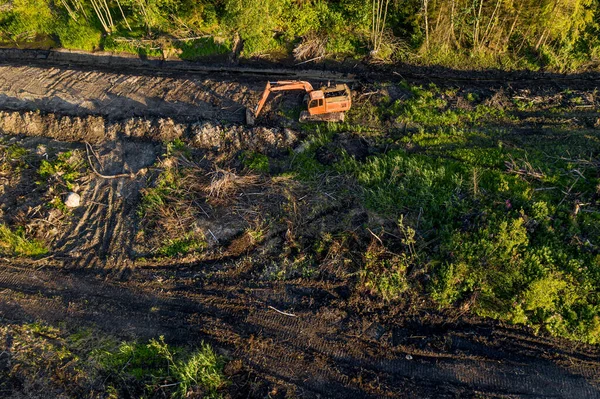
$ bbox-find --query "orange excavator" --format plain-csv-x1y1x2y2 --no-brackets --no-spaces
246,81,352,125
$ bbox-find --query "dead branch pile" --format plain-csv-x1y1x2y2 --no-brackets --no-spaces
207,167,258,198
293,32,326,61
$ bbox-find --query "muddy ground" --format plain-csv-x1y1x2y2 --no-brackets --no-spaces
0,52,600,398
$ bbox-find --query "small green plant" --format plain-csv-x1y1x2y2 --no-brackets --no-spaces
166,138,190,157
138,168,181,217
158,233,207,257
466,92,479,102
0,143,29,174
151,336,228,398
246,224,266,244
37,150,84,191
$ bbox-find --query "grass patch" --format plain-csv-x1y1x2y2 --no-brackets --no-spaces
175,37,232,60
240,151,269,173
95,336,227,398
1,321,228,398
36,149,86,210
0,224,48,257
0,143,29,174
385,83,507,128
158,233,207,257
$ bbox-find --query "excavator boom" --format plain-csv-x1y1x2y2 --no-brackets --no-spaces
252,81,314,120
246,80,350,125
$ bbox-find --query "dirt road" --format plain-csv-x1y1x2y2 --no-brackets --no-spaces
0,51,599,398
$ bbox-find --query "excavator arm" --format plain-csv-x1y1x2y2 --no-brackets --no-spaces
248,81,314,124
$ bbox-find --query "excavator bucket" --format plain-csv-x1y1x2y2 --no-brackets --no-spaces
246,108,255,126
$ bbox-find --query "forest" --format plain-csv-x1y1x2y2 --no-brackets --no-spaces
1,0,600,71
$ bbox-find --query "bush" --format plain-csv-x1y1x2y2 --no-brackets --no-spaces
56,19,102,51
223,0,285,55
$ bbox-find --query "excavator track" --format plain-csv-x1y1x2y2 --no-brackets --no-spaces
299,110,345,123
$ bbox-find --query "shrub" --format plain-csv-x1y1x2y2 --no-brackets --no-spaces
1,0,53,39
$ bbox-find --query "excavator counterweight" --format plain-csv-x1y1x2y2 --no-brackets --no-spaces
246,80,351,125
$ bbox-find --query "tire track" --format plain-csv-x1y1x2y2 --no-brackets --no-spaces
51,141,152,270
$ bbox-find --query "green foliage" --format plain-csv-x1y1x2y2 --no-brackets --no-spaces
95,339,170,381
433,217,530,309
165,137,189,157
0,143,29,173
1,0,600,70
176,37,232,60
387,84,505,128
102,36,164,58
338,148,467,231
4,321,229,399
151,336,228,398
361,237,411,301
337,81,600,343
223,0,285,55
138,167,180,217
0,224,48,257
0,0,53,39
281,2,320,40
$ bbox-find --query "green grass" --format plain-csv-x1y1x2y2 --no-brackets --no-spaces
175,37,232,60
95,336,227,398
138,168,181,217
36,149,86,212
0,143,29,174
386,83,507,128
0,224,48,257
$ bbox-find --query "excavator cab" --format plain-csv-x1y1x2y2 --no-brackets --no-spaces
307,91,326,115
246,80,351,125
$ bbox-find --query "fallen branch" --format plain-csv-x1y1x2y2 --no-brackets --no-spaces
295,55,325,65
268,305,296,317
505,156,545,180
